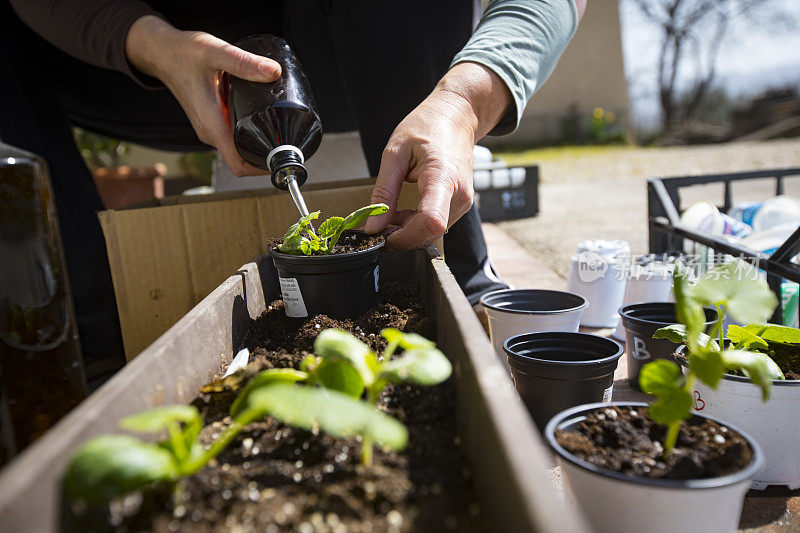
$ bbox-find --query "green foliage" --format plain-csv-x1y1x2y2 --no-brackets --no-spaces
73,128,129,170
278,204,388,256
63,435,178,504
640,260,779,457
235,384,408,452
64,328,450,502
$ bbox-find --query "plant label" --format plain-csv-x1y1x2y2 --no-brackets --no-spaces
279,277,308,318
632,337,651,360
373,266,379,293
602,385,613,402
693,390,705,411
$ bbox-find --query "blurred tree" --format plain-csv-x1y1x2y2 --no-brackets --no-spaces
628,0,792,132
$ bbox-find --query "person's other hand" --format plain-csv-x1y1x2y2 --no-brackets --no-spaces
364,62,512,250
125,16,280,176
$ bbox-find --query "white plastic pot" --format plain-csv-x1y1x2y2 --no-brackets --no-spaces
612,262,674,340
566,240,630,328
546,402,764,533
480,289,587,373
686,370,800,489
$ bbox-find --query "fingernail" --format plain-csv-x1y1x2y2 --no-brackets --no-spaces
259,62,278,77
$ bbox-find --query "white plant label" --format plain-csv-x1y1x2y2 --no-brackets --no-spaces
632,336,651,360
279,277,308,318
602,385,613,403
373,265,380,292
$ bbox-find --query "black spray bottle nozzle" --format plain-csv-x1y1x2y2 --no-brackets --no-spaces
267,145,311,218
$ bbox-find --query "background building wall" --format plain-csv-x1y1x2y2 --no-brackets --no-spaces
481,0,630,148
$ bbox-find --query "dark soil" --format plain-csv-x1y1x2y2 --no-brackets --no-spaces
270,230,384,256
91,282,484,532
555,406,753,480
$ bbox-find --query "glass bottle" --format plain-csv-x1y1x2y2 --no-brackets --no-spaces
0,142,87,467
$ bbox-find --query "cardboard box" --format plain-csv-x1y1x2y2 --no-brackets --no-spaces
98,178,421,359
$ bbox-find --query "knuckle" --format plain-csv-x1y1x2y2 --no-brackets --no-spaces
421,211,448,237
371,183,394,203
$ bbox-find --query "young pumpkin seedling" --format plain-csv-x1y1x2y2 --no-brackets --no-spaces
639,260,779,458
278,203,388,256
231,328,453,465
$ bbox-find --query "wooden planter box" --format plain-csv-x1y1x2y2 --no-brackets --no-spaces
0,250,589,533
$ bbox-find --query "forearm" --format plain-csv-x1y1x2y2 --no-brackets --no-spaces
450,0,581,135
9,0,163,87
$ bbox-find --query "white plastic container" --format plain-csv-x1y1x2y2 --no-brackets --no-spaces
566,240,630,328
688,373,800,489
612,262,675,340
479,289,588,372
546,402,765,533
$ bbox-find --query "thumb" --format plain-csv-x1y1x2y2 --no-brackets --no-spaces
208,41,281,82
365,145,409,234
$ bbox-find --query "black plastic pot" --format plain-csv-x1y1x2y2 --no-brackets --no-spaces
269,234,384,319
503,332,623,430
619,302,717,390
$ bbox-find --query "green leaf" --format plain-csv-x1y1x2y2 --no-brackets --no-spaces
63,435,178,503
229,368,308,418
741,352,785,382
648,387,694,426
380,348,452,386
688,347,726,389
318,217,344,239
314,329,376,386
342,203,389,230
283,222,301,240
691,261,778,325
743,324,800,345
639,359,684,396
313,360,365,398
279,235,310,255
380,328,436,350
721,349,775,400
727,325,770,351
653,324,717,349
119,405,202,434
242,384,408,451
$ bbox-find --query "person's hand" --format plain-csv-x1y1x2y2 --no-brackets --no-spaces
125,16,281,176
365,62,512,250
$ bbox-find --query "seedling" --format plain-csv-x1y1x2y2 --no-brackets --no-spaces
278,203,388,255
639,260,778,457
64,328,450,502
231,328,453,464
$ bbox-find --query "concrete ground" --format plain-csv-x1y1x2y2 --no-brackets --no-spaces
494,138,800,279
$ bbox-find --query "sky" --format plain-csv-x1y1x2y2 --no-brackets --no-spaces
618,0,800,129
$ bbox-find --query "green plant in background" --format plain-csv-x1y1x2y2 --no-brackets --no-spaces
64,329,451,502
278,203,388,256
639,260,779,457
73,128,129,171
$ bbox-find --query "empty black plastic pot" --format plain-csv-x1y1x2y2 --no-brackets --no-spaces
619,302,717,391
269,233,384,319
503,332,623,430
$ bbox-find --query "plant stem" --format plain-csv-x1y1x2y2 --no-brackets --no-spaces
183,419,245,475
663,421,680,459
361,436,373,466
716,303,725,349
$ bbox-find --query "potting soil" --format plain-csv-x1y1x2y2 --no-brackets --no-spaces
555,406,753,480
110,282,485,532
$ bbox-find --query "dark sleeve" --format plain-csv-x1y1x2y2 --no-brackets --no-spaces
9,0,165,88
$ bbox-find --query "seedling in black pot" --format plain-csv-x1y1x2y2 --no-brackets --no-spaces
269,204,389,319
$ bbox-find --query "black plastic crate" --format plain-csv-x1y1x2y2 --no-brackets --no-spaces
647,167,800,324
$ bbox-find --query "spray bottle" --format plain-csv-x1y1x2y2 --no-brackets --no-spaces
223,35,322,217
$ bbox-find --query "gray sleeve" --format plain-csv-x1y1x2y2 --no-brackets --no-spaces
451,0,579,135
